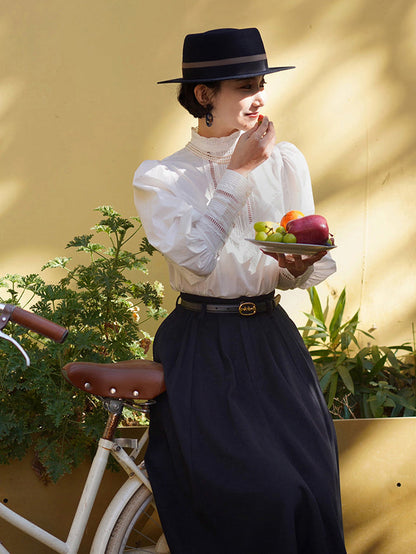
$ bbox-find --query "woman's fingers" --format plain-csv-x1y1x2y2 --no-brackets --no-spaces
228,118,275,175
246,114,269,137
262,250,327,278
248,116,275,145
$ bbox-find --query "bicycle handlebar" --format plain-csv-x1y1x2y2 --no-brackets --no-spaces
0,303,68,343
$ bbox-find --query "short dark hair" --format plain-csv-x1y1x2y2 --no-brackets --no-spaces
178,81,222,118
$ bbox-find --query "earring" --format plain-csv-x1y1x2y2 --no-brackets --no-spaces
205,112,213,127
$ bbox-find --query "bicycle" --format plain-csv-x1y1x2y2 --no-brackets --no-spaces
0,303,169,553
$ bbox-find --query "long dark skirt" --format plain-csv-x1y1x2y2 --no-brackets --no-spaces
145,294,346,554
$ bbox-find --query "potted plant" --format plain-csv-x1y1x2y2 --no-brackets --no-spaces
0,206,166,483
300,286,415,419
299,287,416,553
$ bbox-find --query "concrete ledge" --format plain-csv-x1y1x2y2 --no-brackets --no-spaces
335,417,416,554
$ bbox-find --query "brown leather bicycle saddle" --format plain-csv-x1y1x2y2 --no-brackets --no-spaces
62,360,165,400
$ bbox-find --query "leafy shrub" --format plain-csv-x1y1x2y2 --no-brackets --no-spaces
300,287,416,419
0,206,166,481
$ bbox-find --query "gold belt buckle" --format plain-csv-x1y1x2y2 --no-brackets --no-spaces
238,301,256,316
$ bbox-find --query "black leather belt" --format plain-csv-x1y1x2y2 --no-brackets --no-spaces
179,294,281,316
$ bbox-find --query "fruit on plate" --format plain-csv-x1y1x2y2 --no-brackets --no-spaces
286,214,330,245
280,210,304,230
252,220,297,243
253,212,334,246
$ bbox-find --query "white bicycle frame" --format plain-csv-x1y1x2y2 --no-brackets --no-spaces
0,430,150,554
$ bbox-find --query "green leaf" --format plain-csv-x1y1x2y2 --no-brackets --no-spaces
369,402,384,418
42,257,71,270
376,390,386,405
338,366,355,394
308,286,325,323
327,373,339,408
319,370,334,393
329,288,346,342
379,346,402,370
371,345,381,362
386,391,416,412
95,205,118,217
300,314,328,330
139,237,157,256
357,394,368,418
66,234,94,249
367,354,389,378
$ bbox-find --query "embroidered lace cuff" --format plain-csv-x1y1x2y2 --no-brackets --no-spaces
277,266,314,290
199,170,251,249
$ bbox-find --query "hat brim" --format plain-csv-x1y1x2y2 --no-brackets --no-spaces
157,65,295,84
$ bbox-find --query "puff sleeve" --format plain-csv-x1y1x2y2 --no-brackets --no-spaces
133,160,253,277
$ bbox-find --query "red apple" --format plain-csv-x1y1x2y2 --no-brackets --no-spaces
286,215,329,245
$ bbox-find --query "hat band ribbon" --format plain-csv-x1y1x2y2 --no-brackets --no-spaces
182,53,267,69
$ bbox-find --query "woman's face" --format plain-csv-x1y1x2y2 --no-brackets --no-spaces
203,75,267,137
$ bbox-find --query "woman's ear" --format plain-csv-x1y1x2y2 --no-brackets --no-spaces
194,84,212,108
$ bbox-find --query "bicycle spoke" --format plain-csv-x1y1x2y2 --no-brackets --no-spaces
103,486,168,553
123,503,164,551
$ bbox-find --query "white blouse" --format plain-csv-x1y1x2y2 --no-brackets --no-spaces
133,128,336,298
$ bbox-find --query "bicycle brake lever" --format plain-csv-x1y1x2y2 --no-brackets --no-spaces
0,330,30,366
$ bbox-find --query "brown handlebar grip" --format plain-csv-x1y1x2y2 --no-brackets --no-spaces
10,306,68,343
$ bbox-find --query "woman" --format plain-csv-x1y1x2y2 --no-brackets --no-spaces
133,27,346,554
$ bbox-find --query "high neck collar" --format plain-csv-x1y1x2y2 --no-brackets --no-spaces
185,128,242,163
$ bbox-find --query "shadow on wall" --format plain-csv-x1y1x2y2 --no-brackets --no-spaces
0,0,415,344
257,0,416,344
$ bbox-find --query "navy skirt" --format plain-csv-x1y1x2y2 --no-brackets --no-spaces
145,293,346,554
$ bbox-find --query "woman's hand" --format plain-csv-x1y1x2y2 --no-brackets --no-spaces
228,116,275,177
263,250,327,278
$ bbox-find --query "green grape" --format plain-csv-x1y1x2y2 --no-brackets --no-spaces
254,221,276,235
275,225,286,235
255,231,268,241
266,232,284,242
283,233,297,243
254,221,268,232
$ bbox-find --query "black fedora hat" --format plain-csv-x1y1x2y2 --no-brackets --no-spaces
157,27,295,84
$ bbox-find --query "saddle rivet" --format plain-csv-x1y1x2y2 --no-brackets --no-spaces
84,382,92,390
133,390,140,397
110,387,117,394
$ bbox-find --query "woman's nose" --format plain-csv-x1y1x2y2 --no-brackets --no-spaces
252,90,265,107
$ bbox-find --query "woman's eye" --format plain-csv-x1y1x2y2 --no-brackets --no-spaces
240,80,266,91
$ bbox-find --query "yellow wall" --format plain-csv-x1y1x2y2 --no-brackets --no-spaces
1,0,415,346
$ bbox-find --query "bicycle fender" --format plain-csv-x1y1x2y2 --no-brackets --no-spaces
90,478,144,553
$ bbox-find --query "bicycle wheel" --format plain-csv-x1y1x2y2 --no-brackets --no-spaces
104,485,169,553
